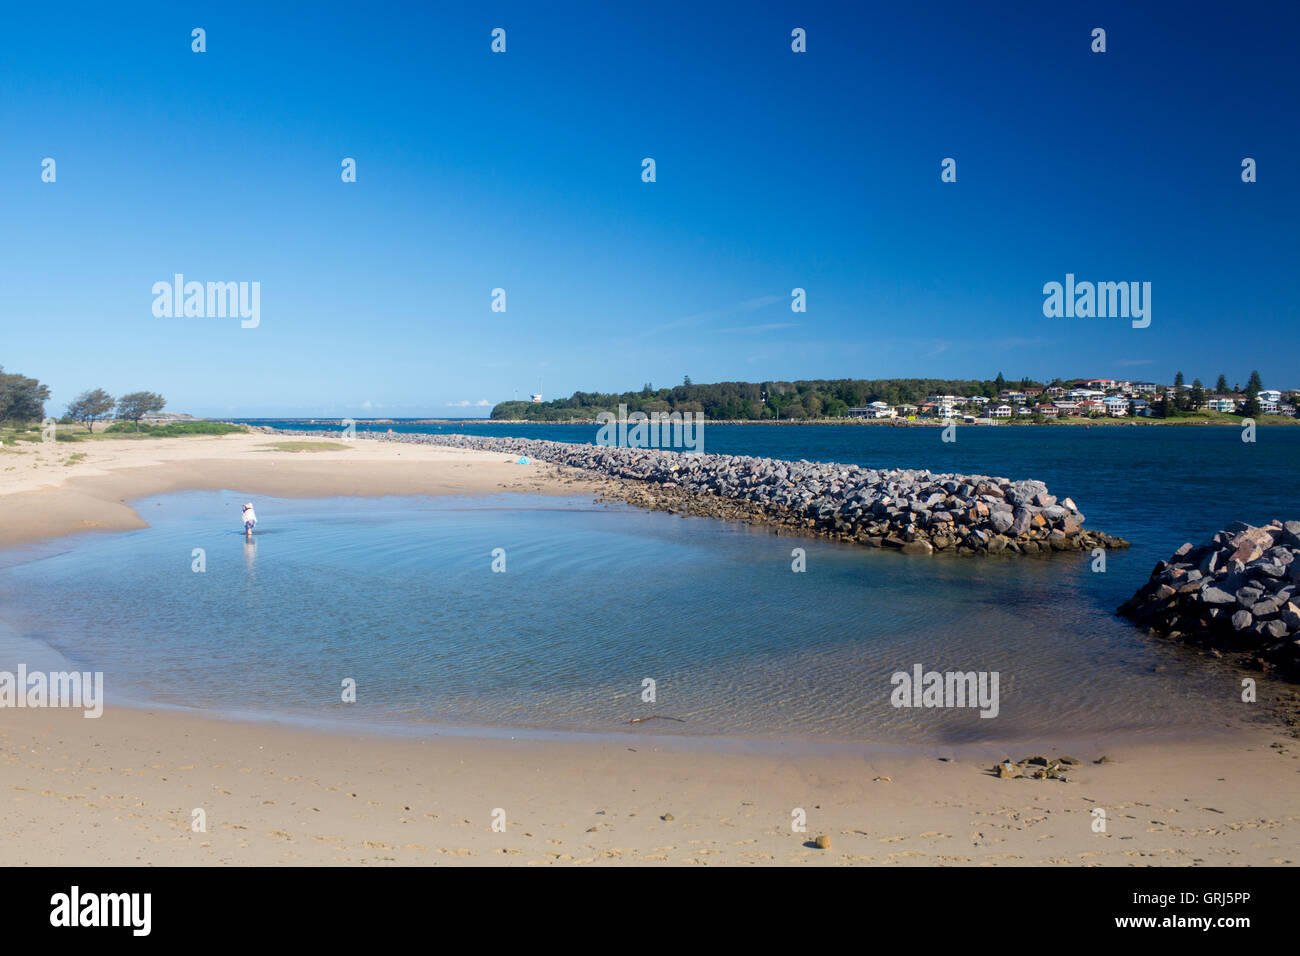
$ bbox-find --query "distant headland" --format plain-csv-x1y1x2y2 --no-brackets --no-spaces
490,373,1298,425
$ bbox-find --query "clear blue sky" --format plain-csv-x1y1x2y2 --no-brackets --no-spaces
2,1,1297,418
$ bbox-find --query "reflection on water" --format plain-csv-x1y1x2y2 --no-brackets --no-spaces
0,491,1276,744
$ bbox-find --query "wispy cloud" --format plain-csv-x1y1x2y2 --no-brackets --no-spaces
992,336,1048,351
916,336,1050,359
445,399,493,407
717,321,801,334
661,294,785,331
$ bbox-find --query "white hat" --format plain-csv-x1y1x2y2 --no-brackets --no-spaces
243,502,253,509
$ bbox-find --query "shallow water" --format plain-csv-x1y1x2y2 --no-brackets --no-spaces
244,420,1300,561
0,490,1276,744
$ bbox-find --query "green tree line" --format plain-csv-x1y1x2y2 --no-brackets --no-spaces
1156,369,1266,418
496,370,1284,422
492,377,1030,421
0,364,167,432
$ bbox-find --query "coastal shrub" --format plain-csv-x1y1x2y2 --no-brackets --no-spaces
257,440,350,452
104,421,247,437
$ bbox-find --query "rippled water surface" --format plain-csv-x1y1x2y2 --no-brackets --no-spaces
242,420,1300,565
0,489,1280,744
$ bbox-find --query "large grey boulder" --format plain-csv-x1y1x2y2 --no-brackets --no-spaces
1119,519,1300,681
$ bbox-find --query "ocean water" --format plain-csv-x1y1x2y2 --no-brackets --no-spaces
0,485,1284,745
239,420,1300,570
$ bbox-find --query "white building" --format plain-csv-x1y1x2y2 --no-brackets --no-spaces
848,402,896,419
1102,396,1129,417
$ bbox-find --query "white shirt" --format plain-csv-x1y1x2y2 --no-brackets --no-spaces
243,508,257,525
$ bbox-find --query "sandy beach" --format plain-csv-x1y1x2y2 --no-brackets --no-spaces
1,433,1297,866
0,431,583,548
2,705,1296,866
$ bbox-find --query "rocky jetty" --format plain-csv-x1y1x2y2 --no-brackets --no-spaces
1119,520,1300,679
265,428,1127,555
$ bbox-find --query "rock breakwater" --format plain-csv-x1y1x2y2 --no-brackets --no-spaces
1119,520,1300,679
264,428,1128,555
